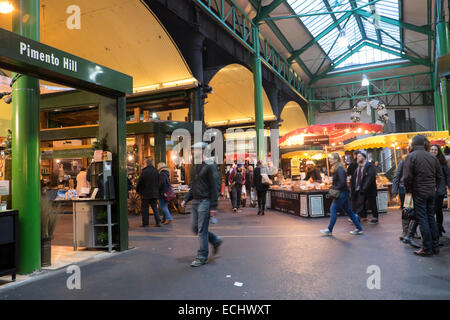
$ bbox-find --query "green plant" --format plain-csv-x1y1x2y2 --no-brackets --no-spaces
92,133,109,151
5,129,12,156
96,209,107,222
97,232,108,245
40,196,60,239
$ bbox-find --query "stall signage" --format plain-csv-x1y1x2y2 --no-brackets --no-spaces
303,135,329,146
0,28,132,95
270,190,301,215
0,180,9,196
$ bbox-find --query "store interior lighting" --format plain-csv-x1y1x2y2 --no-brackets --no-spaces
361,74,370,86
0,1,13,14
337,31,349,48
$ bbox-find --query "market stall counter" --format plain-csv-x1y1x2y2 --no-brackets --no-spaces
269,178,333,217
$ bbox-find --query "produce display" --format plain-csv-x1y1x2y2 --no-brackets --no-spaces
376,174,391,189
270,175,332,191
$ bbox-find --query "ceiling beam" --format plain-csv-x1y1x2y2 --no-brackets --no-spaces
264,19,314,79
355,9,433,36
349,0,367,40
363,40,431,66
319,62,419,80
310,39,366,83
288,11,353,62
248,0,313,78
360,16,426,60
253,0,285,23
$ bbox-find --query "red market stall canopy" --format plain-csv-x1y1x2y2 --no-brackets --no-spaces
279,123,383,148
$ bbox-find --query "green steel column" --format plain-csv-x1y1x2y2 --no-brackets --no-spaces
155,123,166,164
441,78,449,130
117,96,128,251
308,88,314,125
11,0,41,274
435,0,449,130
434,86,443,130
253,26,265,161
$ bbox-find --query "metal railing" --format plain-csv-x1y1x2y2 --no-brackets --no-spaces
192,0,307,99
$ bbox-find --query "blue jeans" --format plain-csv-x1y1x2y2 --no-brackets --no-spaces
191,199,220,260
413,194,439,252
328,191,362,232
159,197,172,221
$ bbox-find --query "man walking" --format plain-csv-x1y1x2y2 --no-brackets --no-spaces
350,152,379,224
182,142,223,267
403,135,442,256
136,158,161,227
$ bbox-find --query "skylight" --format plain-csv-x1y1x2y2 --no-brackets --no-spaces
286,0,402,67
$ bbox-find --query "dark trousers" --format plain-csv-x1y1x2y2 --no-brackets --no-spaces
356,191,378,219
231,185,242,209
141,198,160,226
435,194,445,230
257,190,267,212
414,194,439,252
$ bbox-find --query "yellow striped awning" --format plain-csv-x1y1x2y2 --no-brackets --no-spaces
344,131,450,151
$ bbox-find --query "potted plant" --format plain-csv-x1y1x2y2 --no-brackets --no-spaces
40,196,60,267
96,231,108,246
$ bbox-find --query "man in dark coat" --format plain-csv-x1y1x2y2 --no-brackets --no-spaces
350,152,379,224
403,135,442,256
253,161,270,216
347,151,360,211
181,142,222,267
136,158,161,227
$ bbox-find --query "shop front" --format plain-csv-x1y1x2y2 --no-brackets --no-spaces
0,24,132,276
268,122,387,217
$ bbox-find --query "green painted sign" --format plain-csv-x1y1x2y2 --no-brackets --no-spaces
0,27,132,96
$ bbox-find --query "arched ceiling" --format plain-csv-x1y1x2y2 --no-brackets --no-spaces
279,101,307,136
205,64,275,126
0,0,194,90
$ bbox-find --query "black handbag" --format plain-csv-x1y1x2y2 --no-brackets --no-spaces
401,208,415,220
328,189,340,199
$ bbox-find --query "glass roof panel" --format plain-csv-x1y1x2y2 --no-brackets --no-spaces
338,46,399,68
286,0,402,68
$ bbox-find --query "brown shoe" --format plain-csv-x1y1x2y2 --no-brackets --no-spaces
414,248,433,257
162,220,172,225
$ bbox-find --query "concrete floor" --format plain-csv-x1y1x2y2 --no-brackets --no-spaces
0,199,449,300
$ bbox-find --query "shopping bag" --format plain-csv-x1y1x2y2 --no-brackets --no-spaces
241,185,247,199
404,193,413,209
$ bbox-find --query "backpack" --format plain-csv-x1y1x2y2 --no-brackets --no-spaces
233,172,244,186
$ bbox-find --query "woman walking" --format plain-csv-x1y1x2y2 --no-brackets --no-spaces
158,162,173,225
430,145,450,236
320,153,363,236
253,160,270,216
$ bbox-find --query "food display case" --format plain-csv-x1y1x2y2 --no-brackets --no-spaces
269,176,333,217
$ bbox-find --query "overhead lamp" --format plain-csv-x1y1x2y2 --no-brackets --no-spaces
361,74,369,87
337,30,349,48
0,1,13,14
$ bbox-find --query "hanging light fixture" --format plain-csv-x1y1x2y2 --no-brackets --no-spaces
0,1,13,14
361,74,369,86
337,30,349,48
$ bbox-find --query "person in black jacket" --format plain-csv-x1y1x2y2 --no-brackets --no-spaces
350,152,379,224
181,142,223,267
429,145,449,236
403,135,442,256
392,155,408,240
136,158,161,227
320,153,363,236
157,162,173,225
303,160,322,183
347,151,359,211
253,160,270,216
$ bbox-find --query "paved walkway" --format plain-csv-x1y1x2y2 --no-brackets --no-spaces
1,200,449,300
